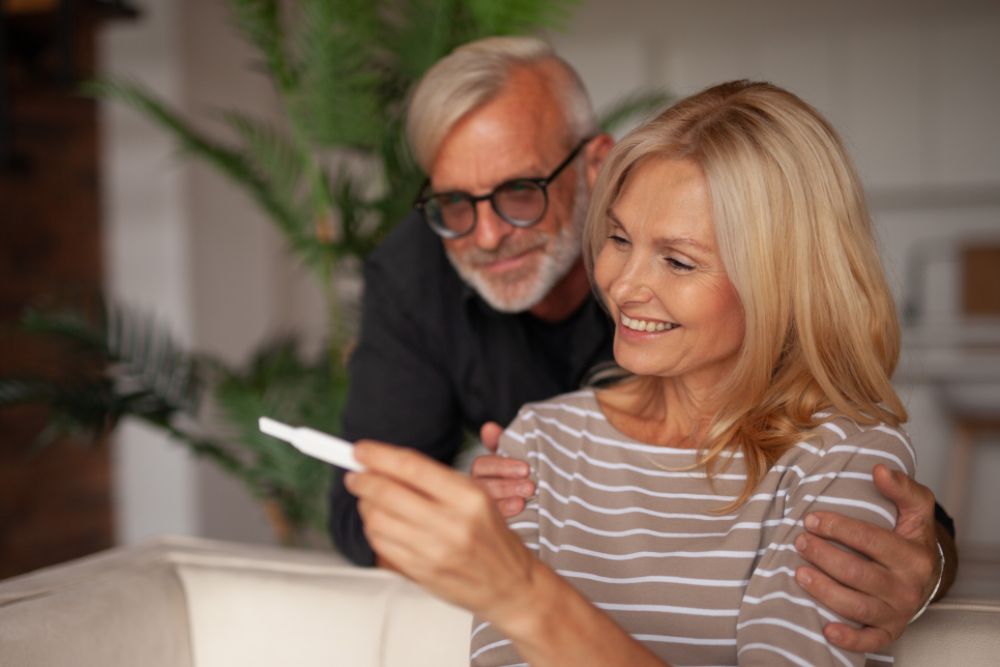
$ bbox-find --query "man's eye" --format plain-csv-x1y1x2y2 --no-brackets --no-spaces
503,181,534,193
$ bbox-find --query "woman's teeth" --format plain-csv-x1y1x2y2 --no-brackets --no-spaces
621,314,678,333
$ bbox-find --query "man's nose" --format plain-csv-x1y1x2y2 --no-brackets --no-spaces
471,199,513,251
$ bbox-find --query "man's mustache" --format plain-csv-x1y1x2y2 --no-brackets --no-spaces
461,232,549,268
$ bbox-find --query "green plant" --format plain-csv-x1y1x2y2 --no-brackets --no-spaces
0,0,671,545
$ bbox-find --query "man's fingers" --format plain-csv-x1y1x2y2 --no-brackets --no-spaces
795,566,894,632
479,421,504,453
794,531,891,596
497,497,527,518
822,622,893,654
872,465,936,542
475,477,535,503
803,512,898,566
470,453,530,480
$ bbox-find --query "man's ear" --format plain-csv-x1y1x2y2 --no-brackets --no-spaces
584,133,615,189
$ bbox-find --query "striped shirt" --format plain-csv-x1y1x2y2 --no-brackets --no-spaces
470,389,915,667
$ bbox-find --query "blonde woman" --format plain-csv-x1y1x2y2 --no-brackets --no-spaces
346,81,924,666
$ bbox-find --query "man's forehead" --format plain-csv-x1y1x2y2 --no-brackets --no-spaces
429,82,571,190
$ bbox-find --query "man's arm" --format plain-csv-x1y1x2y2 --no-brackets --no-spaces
794,464,957,653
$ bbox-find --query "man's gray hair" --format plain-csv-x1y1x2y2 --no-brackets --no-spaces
406,36,598,173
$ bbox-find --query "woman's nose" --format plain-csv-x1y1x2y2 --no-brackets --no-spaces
609,256,655,304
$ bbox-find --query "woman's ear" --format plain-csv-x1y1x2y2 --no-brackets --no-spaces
584,134,615,188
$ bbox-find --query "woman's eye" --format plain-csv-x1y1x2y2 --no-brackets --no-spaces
608,234,630,247
666,257,695,271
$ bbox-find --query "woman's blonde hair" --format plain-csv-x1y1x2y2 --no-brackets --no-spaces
585,80,907,505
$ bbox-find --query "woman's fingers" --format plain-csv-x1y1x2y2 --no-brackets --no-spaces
353,440,480,504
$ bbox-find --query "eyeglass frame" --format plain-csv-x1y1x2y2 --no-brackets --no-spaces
413,136,594,240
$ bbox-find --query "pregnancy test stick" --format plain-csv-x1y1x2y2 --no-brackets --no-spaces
258,417,364,472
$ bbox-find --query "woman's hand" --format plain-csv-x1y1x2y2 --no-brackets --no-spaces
346,440,538,625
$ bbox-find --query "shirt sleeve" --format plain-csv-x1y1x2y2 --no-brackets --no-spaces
736,422,917,666
470,408,540,667
328,254,463,566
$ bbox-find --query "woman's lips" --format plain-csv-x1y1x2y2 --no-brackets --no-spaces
620,313,680,333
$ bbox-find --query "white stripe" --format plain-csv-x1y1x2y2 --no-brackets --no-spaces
634,633,737,646
540,535,756,561
828,445,908,470
800,471,873,484
738,642,814,667
752,566,799,579
866,652,894,663
533,506,798,540
529,399,607,421
532,454,738,500
526,433,745,481
799,494,895,524
530,447,746,484
522,411,744,458
469,638,512,661
737,618,853,667
470,621,490,639
538,480,739,521
822,421,848,440
742,591,840,623
508,521,537,531
872,424,916,465
558,568,750,588
596,601,738,617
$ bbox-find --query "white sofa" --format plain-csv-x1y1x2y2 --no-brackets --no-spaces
0,535,997,666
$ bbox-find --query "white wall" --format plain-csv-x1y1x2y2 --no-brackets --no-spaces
99,0,1000,548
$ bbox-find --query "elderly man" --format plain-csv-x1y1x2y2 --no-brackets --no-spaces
329,36,955,653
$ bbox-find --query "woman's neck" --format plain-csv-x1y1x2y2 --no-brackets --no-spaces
596,375,724,447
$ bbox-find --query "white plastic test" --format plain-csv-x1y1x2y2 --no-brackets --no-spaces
258,417,364,472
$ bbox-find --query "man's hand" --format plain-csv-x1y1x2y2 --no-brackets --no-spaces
794,464,949,653
469,421,535,517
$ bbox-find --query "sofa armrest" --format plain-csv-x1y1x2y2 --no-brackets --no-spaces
895,597,1000,666
0,545,194,667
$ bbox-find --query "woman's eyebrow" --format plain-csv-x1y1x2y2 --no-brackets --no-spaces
608,210,710,252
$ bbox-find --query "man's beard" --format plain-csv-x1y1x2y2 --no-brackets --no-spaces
446,170,588,313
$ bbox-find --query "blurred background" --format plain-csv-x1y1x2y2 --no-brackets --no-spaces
1,0,998,589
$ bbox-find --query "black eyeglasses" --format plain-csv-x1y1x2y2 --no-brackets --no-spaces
415,137,592,239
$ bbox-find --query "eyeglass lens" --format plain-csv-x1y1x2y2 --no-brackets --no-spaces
426,179,547,237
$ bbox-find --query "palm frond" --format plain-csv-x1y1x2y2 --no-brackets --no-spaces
84,78,331,270
461,0,580,37
227,0,295,90
213,337,345,531
290,0,384,150
379,0,461,87
221,111,311,228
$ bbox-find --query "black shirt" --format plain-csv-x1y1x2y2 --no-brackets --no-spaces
330,213,614,565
